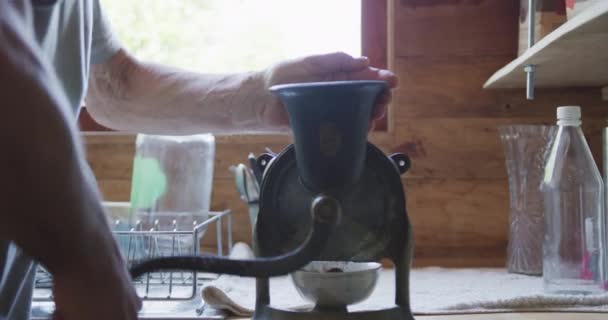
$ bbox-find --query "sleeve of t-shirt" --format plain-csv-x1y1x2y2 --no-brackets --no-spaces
90,0,122,64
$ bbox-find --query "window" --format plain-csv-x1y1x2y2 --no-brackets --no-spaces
80,0,388,131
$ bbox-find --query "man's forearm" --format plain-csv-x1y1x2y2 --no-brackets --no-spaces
1,81,116,276
0,23,118,276
86,50,284,135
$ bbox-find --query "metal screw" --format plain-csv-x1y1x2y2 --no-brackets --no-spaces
525,64,536,100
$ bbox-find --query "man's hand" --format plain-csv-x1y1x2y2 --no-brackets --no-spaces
51,234,141,320
262,52,399,129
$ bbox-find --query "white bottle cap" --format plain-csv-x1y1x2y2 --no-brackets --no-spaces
557,106,581,126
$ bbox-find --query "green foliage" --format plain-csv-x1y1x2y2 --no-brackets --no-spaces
100,0,360,73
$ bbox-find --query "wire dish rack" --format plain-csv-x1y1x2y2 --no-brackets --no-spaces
33,209,233,302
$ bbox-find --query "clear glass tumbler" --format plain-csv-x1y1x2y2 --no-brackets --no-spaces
128,134,215,260
499,125,557,275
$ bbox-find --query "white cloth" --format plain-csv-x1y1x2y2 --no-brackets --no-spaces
200,243,313,317
201,243,255,316
201,244,608,317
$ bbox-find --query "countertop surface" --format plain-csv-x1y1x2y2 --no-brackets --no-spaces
417,314,607,320
235,314,607,320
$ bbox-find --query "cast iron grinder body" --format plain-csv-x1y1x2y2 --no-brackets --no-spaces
252,143,415,320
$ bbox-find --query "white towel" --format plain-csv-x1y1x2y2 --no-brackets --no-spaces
201,244,608,317
200,243,256,317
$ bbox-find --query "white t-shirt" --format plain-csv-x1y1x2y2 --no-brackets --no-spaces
0,1,120,319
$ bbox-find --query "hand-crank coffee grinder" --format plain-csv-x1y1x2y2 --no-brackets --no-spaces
130,80,415,320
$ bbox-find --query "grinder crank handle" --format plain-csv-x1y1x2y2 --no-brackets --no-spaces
129,195,341,279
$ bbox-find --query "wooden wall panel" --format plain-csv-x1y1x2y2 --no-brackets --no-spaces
385,117,606,179
394,0,518,57
362,0,388,70
84,0,608,268
85,133,290,248
97,179,131,201
362,0,389,131
392,57,607,119
85,135,134,181
387,0,608,267
406,178,508,247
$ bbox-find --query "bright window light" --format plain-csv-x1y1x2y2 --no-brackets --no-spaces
101,0,361,73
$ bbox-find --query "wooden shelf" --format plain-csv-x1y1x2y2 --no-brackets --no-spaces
484,2,608,89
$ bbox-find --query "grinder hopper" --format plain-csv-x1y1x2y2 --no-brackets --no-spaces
270,80,387,192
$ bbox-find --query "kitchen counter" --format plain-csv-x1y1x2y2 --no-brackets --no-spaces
235,313,606,320
32,268,608,319
418,314,606,320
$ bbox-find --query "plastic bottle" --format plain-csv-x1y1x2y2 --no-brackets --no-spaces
541,106,606,294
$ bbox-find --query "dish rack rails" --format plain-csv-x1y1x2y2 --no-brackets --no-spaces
33,209,233,302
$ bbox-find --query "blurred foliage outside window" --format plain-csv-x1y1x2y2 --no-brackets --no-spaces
101,0,361,73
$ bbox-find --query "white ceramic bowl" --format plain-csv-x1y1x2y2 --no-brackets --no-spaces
290,261,381,308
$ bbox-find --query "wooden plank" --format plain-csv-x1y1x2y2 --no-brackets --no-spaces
362,0,389,131
84,142,134,180
413,246,506,268
386,0,396,133
385,117,606,179
406,178,508,251
97,179,131,201
394,0,518,58
82,132,291,145
387,118,509,179
85,117,607,184
83,133,410,182
95,176,512,267
223,178,510,261
213,177,512,268
83,133,291,181
82,132,135,144
392,57,608,118
362,0,388,70
484,2,608,88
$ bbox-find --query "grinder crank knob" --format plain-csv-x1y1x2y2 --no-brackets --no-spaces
390,153,411,175
311,195,342,226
